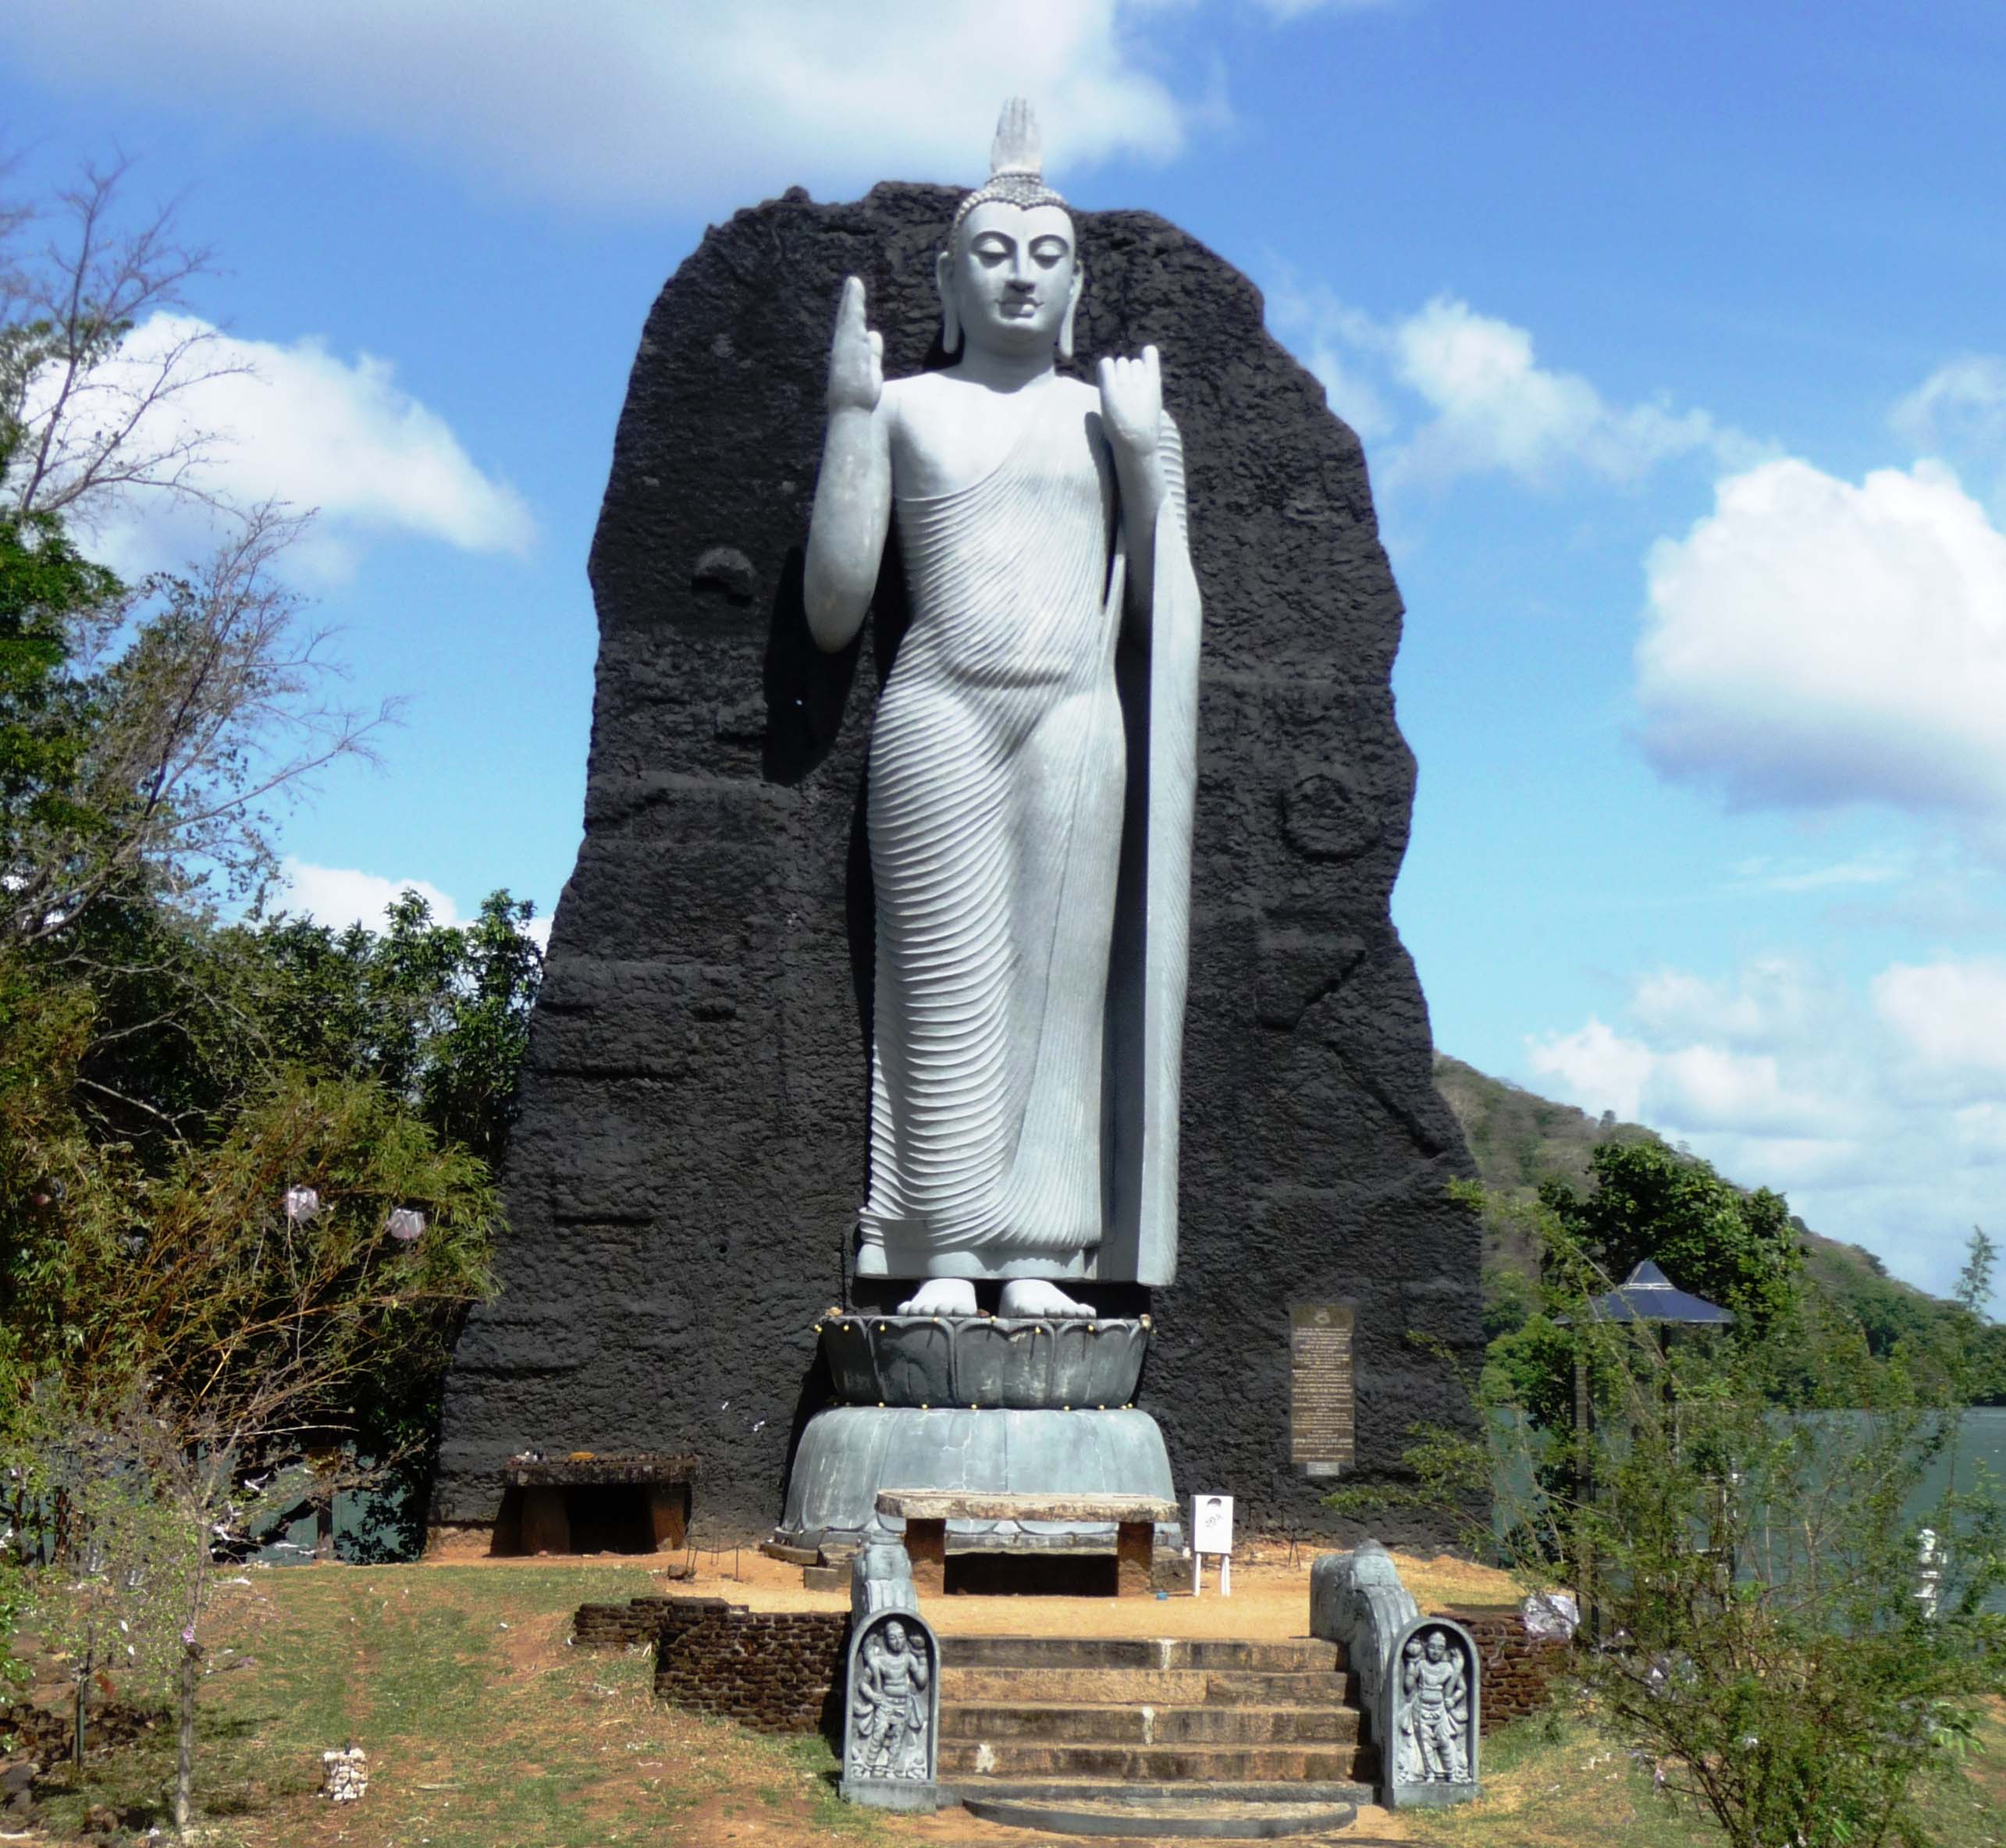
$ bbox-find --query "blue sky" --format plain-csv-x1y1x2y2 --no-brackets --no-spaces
4,1,2003,1305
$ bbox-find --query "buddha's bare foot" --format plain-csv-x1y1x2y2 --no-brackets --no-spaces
897,1278,977,1317
998,1279,1095,1318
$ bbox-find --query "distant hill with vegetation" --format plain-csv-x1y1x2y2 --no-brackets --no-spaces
1432,1051,1986,1363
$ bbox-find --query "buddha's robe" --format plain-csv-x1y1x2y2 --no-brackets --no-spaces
853,377,1200,1285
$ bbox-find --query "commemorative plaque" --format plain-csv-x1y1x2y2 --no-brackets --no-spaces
1289,1304,1356,1477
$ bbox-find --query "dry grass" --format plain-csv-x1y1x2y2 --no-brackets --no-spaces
14,1557,2001,1848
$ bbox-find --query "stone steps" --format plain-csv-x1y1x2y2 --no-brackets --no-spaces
941,1740,1360,1782
959,1793,1360,1840
936,1633,1376,1835
940,1636,1343,1672
944,1701,1358,1745
942,1666,1357,1706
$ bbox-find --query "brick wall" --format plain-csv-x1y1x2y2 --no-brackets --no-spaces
573,1595,689,1650
1439,1605,1570,1734
572,1594,848,1734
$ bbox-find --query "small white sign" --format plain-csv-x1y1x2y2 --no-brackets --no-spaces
1190,1494,1234,1556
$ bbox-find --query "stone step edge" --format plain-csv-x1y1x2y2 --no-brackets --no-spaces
940,1672,1357,1704
959,1793,1360,1842
947,1779,1375,1804
939,1637,1342,1663
940,1703,1359,1741
938,1746,1361,1777
942,1700,1356,1718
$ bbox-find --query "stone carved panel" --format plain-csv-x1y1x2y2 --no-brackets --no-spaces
842,1612,940,1803
819,1313,1149,1409
1382,1615,1480,1807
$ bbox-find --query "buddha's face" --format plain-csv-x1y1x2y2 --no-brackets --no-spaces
884,1620,908,1654
1425,1634,1446,1662
942,201,1080,356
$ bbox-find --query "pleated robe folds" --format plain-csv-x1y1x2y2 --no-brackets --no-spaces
853,382,1200,1288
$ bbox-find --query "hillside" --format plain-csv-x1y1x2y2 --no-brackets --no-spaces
1432,1051,1969,1356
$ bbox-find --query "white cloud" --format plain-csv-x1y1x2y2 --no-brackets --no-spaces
1263,282,1747,489
54,313,532,581
1891,355,2006,516
1526,1017,1655,1123
276,859,462,935
1388,297,1742,489
0,2,1195,215
1630,958,1819,1047
1527,954,2006,1304
1872,958,2006,1086
1731,850,1910,894
1635,458,2006,848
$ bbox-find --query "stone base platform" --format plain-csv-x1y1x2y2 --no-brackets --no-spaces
776,1405,1185,1557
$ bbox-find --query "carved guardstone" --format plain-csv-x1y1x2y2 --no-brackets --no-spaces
843,1545,943,1811
1382,1614,1481,1808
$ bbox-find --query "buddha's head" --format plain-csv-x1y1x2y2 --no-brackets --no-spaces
938,98,1082,362
883,1618,909,1654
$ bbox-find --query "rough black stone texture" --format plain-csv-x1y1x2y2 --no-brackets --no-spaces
434,183,1482,1546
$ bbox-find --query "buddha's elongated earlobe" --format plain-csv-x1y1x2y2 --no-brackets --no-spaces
935,248,962,356
1058,266,1083,361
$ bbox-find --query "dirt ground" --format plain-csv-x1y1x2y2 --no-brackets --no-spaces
617,1540,1528,1639
1,1547,1509,1846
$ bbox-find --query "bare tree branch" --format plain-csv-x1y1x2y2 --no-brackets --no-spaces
2,155,246,524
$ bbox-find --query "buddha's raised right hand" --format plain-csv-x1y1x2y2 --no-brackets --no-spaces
828,275,884,414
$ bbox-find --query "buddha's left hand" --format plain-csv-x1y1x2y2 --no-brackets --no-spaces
1097,344,1162,470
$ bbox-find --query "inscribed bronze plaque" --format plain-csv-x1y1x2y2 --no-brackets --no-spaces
1290,1304,1355,1477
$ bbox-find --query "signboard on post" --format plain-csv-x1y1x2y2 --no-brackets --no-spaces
1190,1494,1234,1595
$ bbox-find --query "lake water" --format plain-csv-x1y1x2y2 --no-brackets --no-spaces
1492,1406,2006,1612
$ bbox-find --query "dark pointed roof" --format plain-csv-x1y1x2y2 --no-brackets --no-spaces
1588,1260,1736,1327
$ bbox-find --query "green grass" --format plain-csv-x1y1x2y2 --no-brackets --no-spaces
24,1562,1999,1846
28,1562,889,1846
1410,1706,2006,1848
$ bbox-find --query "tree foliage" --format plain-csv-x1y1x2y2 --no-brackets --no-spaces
1342,1176,2006,1848
0,155,536,1823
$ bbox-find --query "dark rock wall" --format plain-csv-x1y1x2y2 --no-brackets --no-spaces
436,182,1481,1545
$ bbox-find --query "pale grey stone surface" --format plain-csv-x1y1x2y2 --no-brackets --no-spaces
850,1540,921,1619
842,1608,942,1810
805,102,1200,1302
781,1405,1183,1552
1309,1538,1421,1725
1382,1614,1480,1810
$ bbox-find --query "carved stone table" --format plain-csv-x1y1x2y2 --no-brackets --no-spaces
877,1490,1176,1596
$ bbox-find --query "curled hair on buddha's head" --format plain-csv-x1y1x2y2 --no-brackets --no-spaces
941,98,1080,360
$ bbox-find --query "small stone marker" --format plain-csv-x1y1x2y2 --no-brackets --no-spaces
1190,1493,1234,1595
321,1746,367,1802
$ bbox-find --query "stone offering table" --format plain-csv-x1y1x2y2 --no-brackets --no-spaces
878,1491,1176,1596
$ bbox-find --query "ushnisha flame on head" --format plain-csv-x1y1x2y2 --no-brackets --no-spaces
951,97,1069,241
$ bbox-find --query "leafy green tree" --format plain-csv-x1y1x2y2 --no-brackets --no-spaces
1538,1140,1803,1338
1340,1185,2006,1848
13,1385,200,1768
